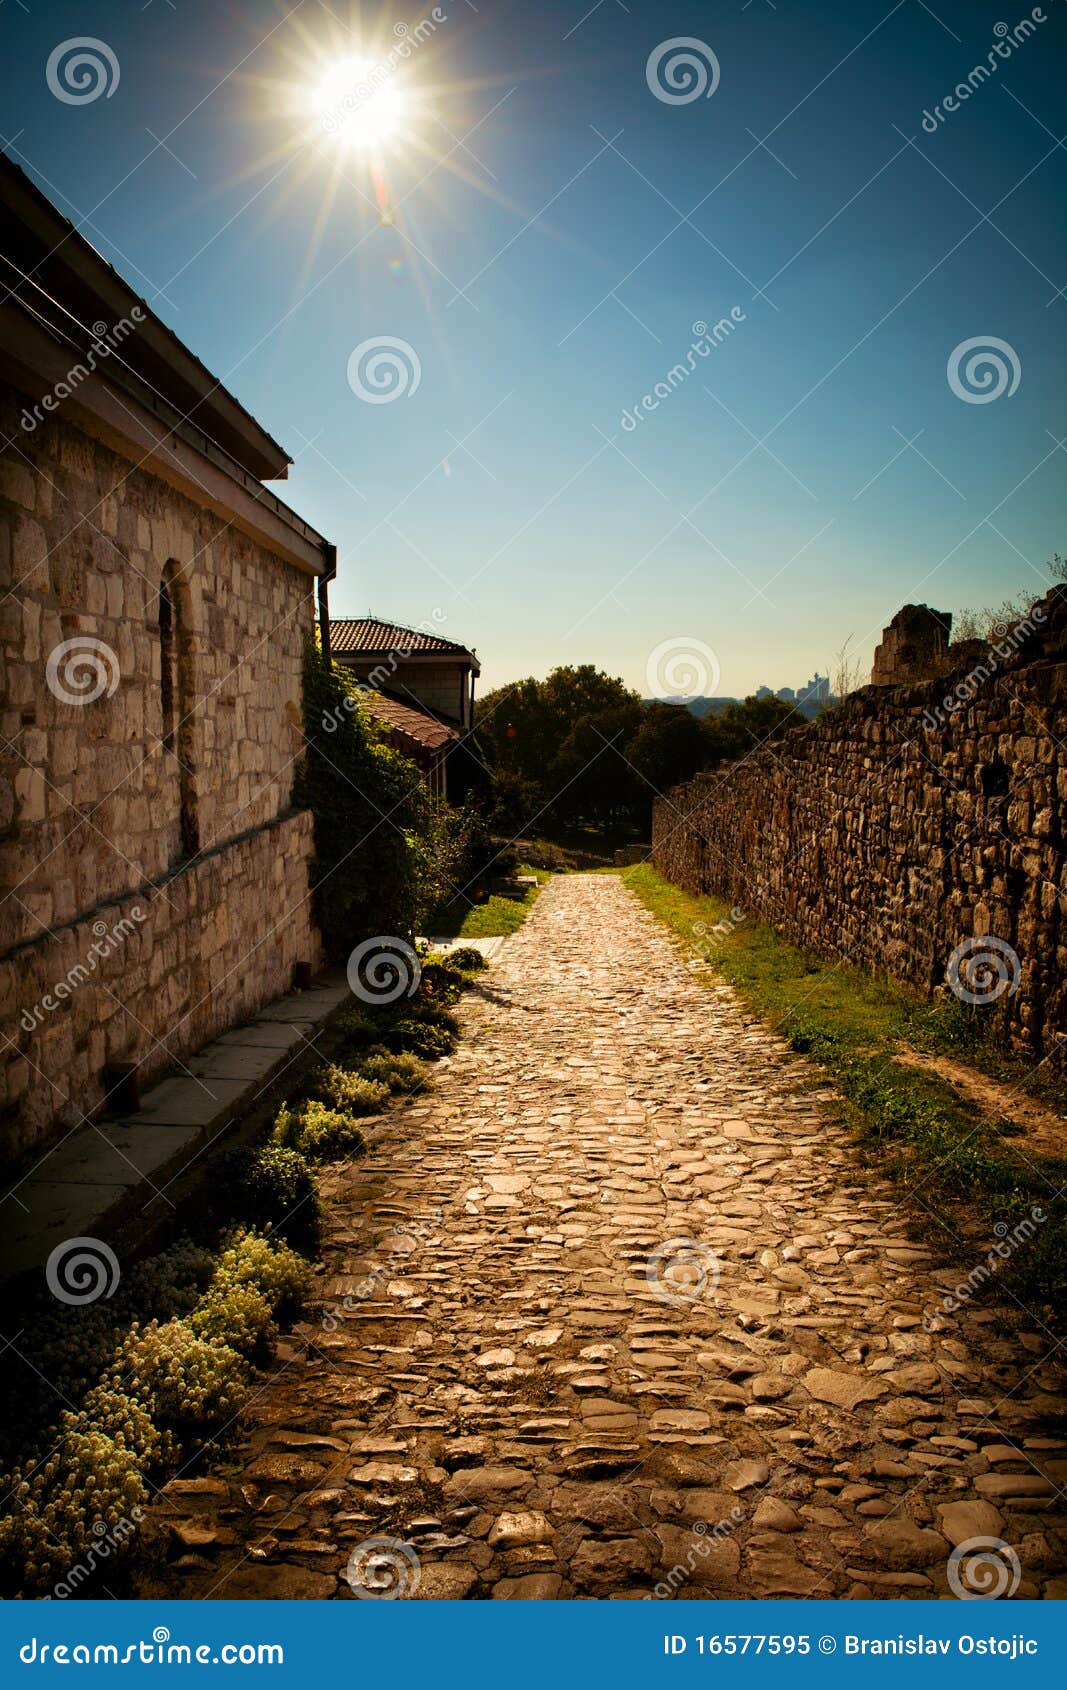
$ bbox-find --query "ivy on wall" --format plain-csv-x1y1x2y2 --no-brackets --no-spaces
295,643,443,960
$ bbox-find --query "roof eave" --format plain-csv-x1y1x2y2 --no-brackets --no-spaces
0,152,291,481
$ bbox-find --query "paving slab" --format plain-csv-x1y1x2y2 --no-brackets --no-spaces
0,972,349,1283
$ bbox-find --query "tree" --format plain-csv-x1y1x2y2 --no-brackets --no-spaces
297,644,443,958
476,665,642,815
704,695,796,762
549,701,644,827
628,703,714,795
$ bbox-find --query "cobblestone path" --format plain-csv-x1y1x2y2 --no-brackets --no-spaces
148,875,1066,1600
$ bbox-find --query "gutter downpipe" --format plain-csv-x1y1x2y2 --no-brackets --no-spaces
318,542,336,663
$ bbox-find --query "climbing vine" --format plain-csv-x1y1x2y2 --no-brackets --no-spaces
295,643,444,959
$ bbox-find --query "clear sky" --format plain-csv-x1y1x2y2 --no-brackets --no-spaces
2,0,1065,697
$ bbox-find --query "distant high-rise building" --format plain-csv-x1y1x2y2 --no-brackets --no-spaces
776,686,796,704
798,671,830,703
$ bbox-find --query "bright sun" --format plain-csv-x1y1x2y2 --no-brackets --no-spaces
314,56,408,150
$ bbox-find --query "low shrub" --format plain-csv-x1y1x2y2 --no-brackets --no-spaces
358,1049,426,1094
333,1009,379,1050
0,1240,217,1464
272,1099,366,1162
419,958,466,1004
229,1144,321,1253
210,1231,311,1319
308,1062,389,1116
0,1422,149,1595
190,1284,277,1361
0,1231,311,1599
78,1384,169,1467
447,945,488,973
110,1320,250,1446
382,1017,456,1059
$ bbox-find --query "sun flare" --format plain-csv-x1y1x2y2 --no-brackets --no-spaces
313,55,409,150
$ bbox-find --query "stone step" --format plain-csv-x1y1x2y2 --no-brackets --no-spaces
0,970,350,1284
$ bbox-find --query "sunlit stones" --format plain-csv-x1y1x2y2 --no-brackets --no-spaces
314,56,408,150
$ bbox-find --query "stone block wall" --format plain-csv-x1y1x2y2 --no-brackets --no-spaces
0,383,314,949
652,605,1067,1069
0,812,317,1161
0,382,323,1161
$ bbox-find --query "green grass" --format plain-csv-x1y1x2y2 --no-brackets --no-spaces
426,864,549,939
622,864,1067,1316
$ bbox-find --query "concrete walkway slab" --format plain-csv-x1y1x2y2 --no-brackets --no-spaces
422,936,508,962
0,971,350,1283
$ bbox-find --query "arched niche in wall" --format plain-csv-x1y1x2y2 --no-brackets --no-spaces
158,559,200,862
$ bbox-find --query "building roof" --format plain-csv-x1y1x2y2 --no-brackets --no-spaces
360,689,461,757
331,617,478,666
0,151,290,482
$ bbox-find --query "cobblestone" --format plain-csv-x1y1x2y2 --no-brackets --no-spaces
142,875,1067,1600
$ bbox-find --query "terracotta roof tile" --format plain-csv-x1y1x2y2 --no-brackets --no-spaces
330,617,475,659
360,690,460,755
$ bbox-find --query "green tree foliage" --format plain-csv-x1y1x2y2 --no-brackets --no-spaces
295,643,442,958
475,666,798,836
628,702,717,793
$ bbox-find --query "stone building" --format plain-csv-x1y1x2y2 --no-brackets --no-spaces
330,616,481,799
0,156,334,1163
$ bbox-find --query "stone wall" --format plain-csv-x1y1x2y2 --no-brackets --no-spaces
652,593,1067,1069
870,603,952,686
0,381,323,1161
0,811,317,1161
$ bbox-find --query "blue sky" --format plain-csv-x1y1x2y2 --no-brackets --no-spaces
2,0,1065,695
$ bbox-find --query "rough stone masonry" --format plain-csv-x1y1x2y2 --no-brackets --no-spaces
0,155,332,1165
653,589,1067,1070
